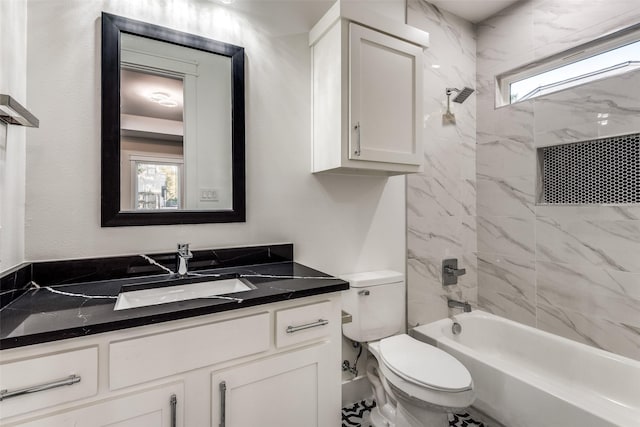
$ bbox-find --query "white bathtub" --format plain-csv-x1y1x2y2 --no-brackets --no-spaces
411,310,640,427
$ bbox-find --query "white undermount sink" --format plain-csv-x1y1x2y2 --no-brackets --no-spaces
114,278,254,311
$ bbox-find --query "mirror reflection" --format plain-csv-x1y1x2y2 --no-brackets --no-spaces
119,33,232,212
101,13,245,226
121,69,184,210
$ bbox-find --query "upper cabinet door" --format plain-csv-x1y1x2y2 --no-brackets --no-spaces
349,23,423,166
309,3,429,176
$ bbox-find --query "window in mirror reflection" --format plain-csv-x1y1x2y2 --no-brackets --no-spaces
134,161,183,210
120,64,185,211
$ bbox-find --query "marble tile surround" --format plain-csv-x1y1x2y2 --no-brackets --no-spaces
476,0,640,360
406,0,477,327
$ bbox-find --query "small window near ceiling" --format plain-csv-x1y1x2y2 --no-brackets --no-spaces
498,27,640,105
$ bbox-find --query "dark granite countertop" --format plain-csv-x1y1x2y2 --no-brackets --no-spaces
0,244,348,350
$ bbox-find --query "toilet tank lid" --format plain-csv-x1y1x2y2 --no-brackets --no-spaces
339,270,404,288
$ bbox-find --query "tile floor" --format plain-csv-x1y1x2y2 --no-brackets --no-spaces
341,400,486,427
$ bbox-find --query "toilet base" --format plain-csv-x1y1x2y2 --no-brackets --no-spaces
396,403,448,427
369,406,394,427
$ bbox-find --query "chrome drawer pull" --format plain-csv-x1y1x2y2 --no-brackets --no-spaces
0,374,81,401
170,394,177,427
286,319,329,334
219,381,227,427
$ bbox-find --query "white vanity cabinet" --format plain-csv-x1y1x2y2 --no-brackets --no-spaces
211,343,334,427
310,1,429,176
0,294,342,427
211,300,336,427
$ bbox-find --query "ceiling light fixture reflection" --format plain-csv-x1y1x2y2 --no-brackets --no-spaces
149,91,178,108
158,98,178,107
220,0,235,4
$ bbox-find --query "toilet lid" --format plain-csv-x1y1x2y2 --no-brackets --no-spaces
379,334,472,392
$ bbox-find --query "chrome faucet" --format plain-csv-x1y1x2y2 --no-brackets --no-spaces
176,243,193,276
447,298,472,313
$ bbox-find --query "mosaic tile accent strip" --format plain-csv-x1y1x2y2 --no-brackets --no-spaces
539,133,640,204
341,400,486,427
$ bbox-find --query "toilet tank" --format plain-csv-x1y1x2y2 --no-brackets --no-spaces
341,270,404,342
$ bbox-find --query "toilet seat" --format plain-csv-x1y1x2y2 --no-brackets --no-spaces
379,334,472,392
375,334,475,410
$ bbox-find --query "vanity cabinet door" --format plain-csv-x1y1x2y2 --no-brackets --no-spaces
211,343,339,427
4,382,183,427
348,23,423,167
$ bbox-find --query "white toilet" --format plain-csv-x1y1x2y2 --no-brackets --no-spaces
341,270,475,427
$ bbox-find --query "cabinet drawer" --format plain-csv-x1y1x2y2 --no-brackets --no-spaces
275,301,331,348
0,346,98,420
110,312,270,390
8,381,184,427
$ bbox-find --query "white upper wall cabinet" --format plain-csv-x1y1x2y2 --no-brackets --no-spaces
310,1,429,176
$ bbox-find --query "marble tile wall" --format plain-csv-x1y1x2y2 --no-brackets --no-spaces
406,0,477,327
476,0,640,360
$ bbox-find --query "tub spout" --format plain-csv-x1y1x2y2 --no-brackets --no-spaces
447,298,471,313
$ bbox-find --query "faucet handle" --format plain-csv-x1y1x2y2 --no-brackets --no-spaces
177,243,193,258
444,266,466,276
442,258,466,286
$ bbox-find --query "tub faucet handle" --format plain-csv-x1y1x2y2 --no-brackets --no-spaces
442,258,466,286
444,266,466,276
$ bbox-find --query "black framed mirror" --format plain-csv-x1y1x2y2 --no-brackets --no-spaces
101,12,245,226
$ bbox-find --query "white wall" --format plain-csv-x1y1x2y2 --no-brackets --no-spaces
24,0,405,278
0,0,27,273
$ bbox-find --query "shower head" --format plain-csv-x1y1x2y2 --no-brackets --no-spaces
446,87,475,103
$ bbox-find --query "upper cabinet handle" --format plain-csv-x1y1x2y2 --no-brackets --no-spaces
0,375,81,401
353,122,361,156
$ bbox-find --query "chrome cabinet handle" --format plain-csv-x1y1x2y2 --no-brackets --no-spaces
170,394,177,427
219,381,226,427
0,374,81,401
358,290,370,296
286,319,329,334
353,122,361,156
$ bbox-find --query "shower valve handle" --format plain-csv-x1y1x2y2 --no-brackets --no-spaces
442,258,466,286
444,266,466,276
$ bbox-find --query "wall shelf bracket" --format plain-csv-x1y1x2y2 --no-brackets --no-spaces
0,94,39,128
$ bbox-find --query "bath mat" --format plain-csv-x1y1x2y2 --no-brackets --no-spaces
342,399,376,426
450,412,486,427
341,400,486,427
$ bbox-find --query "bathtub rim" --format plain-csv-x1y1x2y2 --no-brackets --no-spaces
410,310,640,427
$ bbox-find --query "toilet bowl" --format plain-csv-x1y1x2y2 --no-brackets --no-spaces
341,271,475,427
371,335,474,426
